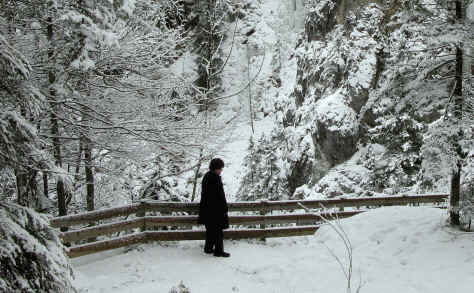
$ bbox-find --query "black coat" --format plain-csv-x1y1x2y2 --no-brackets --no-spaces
198,171,229,229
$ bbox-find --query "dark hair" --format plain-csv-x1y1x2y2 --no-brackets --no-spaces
209,158,224,171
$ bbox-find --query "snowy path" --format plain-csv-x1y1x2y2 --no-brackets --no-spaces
73,207,474,293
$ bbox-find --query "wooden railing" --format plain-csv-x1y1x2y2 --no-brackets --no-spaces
51,193,448,258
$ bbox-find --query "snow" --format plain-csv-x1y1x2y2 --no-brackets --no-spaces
0,203,75,292
208,0,303,200
72,207,474,293
120,0,136,17
469,2,474,20
219,115,274,200
314,89,358,135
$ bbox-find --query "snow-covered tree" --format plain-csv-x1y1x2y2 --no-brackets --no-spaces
1,0,216,214
238,131,291,201
193,0,227,111
0,202,76,292
0,30,55,209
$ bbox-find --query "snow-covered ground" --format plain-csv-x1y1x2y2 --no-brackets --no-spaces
72,207,474,293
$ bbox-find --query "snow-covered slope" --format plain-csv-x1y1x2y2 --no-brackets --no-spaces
235,0,474,203
72,207,474,293
210,0,305,199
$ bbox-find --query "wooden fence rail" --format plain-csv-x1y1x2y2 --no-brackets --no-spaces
52,193,449,258
51,193,448,228
59,211,362,243
67,226,320,258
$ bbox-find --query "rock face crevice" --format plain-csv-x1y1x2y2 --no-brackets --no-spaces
292,1,385,184
314,119,358,167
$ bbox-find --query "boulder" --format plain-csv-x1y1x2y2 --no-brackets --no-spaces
312,90,359,167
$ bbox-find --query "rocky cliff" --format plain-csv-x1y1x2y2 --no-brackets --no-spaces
239,0,473,200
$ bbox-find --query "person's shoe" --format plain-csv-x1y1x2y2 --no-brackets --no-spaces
204,248,214,254
214,251,230,257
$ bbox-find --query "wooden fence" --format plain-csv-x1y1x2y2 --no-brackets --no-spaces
51,193,448,258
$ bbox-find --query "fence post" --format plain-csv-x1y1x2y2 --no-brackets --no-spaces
296,214,302,226
260,200,267,241
338,197,345,212
137,201,147,232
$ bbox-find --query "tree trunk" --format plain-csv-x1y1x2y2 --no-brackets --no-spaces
74,138,83,191
191,149,203,202
84,135,96,242
450,0,464,226
77,0,94,214
450,161,462,225
84,137,94,212
48,7,67,220
43,172,48,199
28,170,39,208
15,106,33,207
247,42,254,133
15,170,29,207
454,47,463,117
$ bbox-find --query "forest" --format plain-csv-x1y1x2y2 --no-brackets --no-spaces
1,0,473,292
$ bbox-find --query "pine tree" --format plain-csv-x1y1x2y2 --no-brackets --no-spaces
238,136,259,201
238,132,291,202
0,31,54,208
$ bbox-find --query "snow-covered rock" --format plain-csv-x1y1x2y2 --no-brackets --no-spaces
313,89,359,166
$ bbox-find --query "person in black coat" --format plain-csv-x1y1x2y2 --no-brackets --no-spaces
198,158,230,257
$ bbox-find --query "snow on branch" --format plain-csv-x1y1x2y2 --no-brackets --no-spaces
0,34,32,79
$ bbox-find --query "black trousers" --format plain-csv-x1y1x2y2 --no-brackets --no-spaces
204,224,224,253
